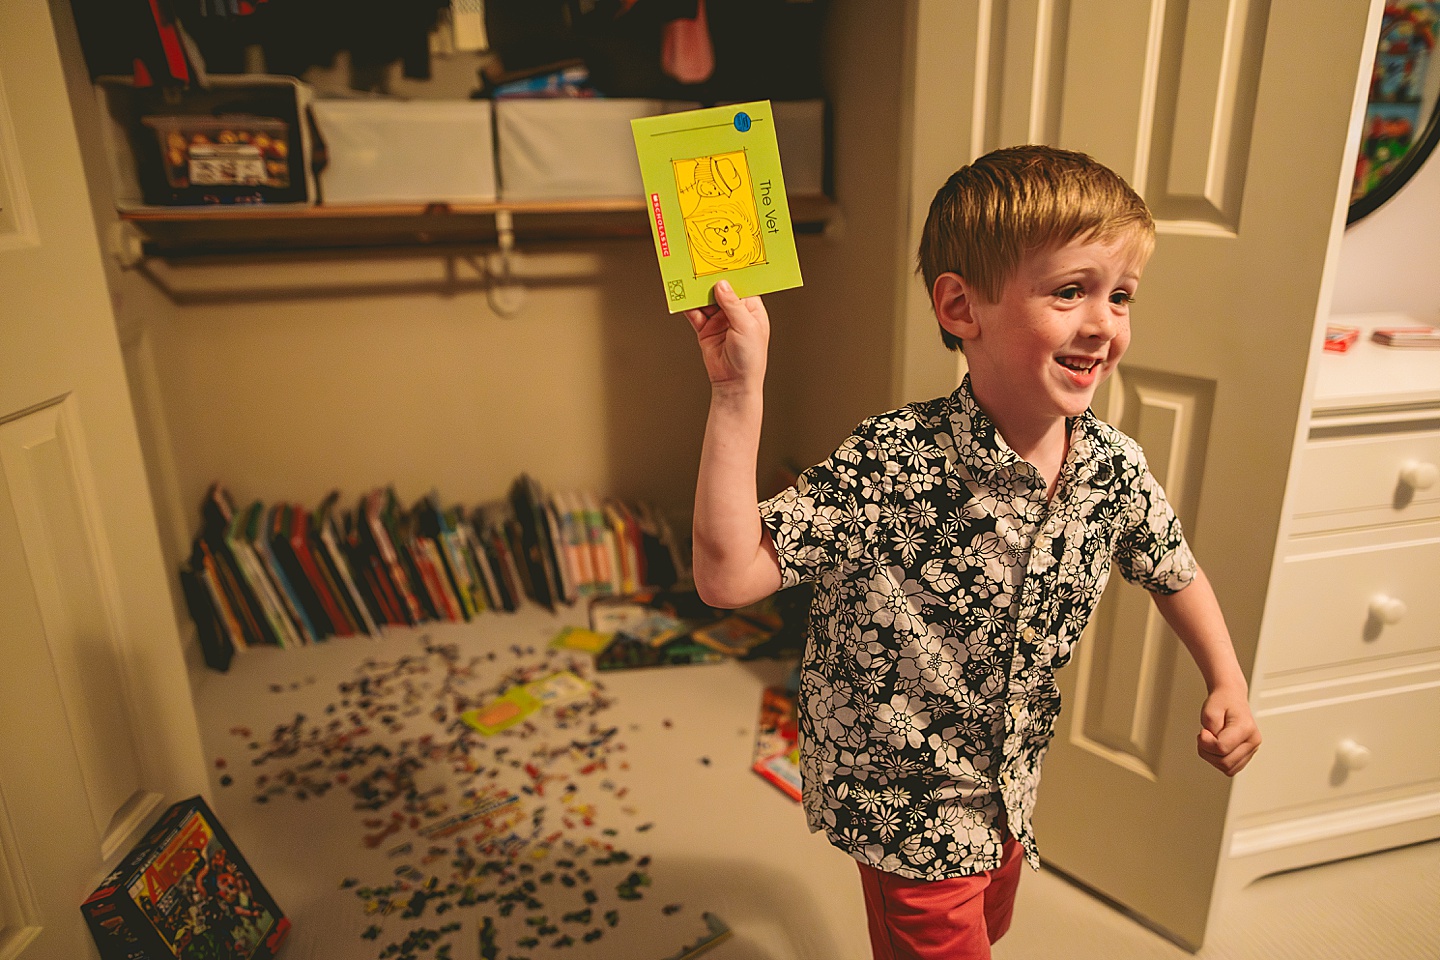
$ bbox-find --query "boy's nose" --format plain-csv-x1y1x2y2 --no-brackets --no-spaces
1082,303,1118,340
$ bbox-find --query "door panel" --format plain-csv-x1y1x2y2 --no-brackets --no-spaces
0,804,44,960
0,456,102,960
0,399,157,855
986,0,1069,150
1074,370,1215,777
0,1,207,957
1147,0,1269,228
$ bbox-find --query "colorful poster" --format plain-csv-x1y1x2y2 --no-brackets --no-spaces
1353,2,1440,202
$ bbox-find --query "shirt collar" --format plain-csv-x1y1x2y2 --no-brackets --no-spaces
943,375,1109,486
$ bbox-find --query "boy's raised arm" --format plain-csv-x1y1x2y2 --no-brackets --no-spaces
686,280,783,609
1151,566,1262,776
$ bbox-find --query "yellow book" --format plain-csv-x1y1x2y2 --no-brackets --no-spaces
632,100,803,312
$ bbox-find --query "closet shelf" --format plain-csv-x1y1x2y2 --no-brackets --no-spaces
119,195,835,258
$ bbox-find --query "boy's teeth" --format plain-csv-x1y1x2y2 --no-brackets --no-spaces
1058,357,1095,371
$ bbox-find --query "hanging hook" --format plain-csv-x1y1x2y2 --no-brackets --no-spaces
487,208,526,315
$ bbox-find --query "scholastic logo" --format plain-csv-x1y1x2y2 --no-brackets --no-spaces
650,193,670,257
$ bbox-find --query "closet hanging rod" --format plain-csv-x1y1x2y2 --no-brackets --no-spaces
115,195,835,260
119,198,655,221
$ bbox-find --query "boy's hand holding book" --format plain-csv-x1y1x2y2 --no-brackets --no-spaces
685,280,770,395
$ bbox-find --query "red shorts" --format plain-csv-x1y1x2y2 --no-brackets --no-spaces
856,838,1024,960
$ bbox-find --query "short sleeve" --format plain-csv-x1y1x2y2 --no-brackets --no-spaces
758,431,876,589
1113,457,1198,595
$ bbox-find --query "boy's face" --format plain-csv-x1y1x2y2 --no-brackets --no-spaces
946,234,1144,429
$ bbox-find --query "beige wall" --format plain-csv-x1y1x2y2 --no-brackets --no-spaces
767,0,911,474
62,0,914,573
1331,144,1440,318
140,243,717,524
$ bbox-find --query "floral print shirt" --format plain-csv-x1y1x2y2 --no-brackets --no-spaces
758,377,1197,879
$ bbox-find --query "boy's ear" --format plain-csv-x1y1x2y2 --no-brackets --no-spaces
932,272,980,343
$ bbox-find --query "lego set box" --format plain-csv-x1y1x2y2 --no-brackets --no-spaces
82,796,289,960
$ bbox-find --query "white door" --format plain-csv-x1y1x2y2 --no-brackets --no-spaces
897,0,1383,949
1031,0,1377,949
0,2,207,958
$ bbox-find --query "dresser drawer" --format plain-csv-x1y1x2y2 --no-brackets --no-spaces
1289,429,1440,533
1262,527,1440,678
1240,680,1440,816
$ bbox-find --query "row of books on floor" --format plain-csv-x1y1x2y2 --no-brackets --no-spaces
179,475,686,672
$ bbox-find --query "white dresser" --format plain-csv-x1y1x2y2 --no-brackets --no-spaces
1225,325,1440,888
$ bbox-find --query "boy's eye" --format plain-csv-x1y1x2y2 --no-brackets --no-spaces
1109,291,1136,306
1055,285,1083,300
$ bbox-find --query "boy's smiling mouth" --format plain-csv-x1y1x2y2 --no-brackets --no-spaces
1056,356,1101,372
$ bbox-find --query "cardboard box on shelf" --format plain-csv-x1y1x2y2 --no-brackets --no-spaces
95,74,317,209
143,115,292,191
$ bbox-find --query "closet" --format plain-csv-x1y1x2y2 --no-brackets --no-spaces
79,1,920,615
6,2,928,955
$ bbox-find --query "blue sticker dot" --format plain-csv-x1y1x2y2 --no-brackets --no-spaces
734,112,752,132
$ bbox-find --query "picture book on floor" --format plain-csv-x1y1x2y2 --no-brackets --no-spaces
752,686,802,802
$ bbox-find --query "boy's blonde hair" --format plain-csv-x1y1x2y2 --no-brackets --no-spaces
918,144,1155,351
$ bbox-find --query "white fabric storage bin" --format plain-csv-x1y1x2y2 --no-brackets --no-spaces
496,99,696,201
772,99,826,196
312,100,496,204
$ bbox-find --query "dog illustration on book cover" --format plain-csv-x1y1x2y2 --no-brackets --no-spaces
672,150,767,276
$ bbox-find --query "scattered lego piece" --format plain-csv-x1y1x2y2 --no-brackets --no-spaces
230,635,692,958
616,871,650,900
478,916,499,960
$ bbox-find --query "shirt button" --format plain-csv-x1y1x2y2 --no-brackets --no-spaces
1021,626,1037,642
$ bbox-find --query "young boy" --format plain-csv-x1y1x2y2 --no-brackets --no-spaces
684,145,1261,960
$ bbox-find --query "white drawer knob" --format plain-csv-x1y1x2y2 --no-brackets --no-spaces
1400,460,1439,490
1369,595,1408,625
1336,739,1371,771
